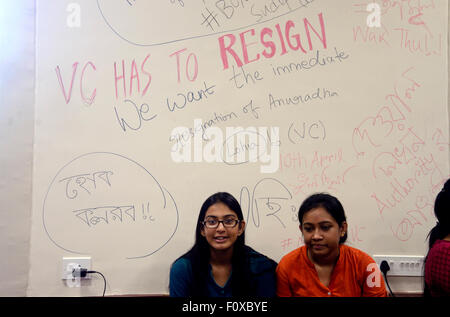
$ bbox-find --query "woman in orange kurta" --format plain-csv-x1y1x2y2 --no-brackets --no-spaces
276,193,387,297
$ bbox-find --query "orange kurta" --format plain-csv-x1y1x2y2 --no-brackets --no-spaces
276,244,387,297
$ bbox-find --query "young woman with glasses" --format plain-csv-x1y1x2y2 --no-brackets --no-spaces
169,192,277,297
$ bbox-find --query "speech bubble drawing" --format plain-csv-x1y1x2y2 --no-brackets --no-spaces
42,152,179,259
96,0,318,46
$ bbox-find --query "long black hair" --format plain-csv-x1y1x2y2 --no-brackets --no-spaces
298,192,348,243
424,179,450,296
174,192,253,296
426,179,450,249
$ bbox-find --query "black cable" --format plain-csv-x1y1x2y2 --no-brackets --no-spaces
87,270,107,297
380,260,395,297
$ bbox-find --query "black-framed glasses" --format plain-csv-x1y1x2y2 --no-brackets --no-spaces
201,218,240,229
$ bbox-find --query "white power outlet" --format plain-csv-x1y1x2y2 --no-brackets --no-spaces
373,255,424,277
62,257,91,280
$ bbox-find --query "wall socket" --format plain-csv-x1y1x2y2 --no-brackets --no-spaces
62,257,91,280
373,255,424,276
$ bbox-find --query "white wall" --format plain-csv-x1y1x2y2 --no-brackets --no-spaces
0,0,35,296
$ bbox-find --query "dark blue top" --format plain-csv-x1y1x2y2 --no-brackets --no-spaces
169,246,277,297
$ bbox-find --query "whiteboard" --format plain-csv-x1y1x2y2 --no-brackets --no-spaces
29,0,449,295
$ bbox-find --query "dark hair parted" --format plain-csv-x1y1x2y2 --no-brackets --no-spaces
298,193,348,243
174,192,253,296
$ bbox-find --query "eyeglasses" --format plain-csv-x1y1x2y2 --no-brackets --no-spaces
202,218,240,229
